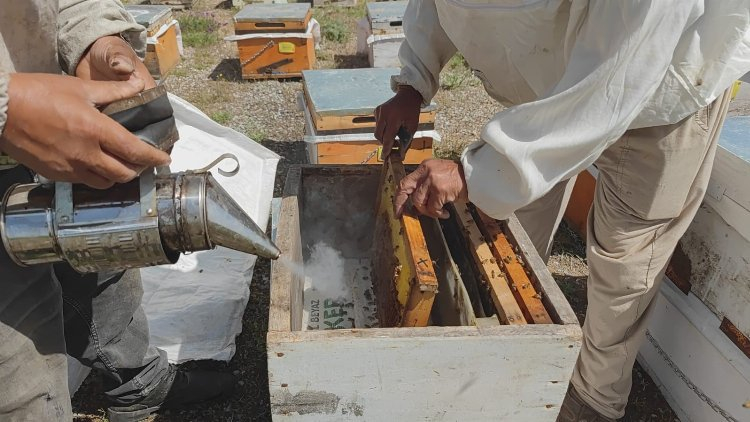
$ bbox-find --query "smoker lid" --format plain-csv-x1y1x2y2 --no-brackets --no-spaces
302,68,437,117
234,3,310,23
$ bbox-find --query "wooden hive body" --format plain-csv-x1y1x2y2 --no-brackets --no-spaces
301,68,437,165
125,5,181,79
231,3,315,79
268,165,582,421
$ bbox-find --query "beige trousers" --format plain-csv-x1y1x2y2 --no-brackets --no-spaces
516,90,732,419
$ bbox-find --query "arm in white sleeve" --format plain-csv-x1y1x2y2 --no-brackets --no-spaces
462,0,700,219
57,0,145,74
391,0,457,105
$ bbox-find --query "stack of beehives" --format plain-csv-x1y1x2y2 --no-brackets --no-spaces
357,0,407,68
299,68,439,165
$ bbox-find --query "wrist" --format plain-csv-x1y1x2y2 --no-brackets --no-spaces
396,84,423,105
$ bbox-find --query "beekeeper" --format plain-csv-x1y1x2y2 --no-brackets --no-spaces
375,1,750,421
0,2,233,421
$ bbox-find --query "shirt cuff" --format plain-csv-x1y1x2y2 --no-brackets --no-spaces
0,71,9,138
58,8,145,74
390,71,434,108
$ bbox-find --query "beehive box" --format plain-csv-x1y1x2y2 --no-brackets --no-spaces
125,5,181,79
227,3,315,79
268,165,582,421
362,0,407,68
301,68,438,165
148,0,193,10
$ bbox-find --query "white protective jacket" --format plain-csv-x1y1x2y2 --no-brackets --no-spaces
0,0,144,165
395,0,750,219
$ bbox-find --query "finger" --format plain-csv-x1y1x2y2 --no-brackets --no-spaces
425,188,449,219
381,120,401,156
88,150,141,184
411,179,431,212
394,169,422,217
78,169,116,190
82,78,145,106
93,115,172,167
377,121,393,160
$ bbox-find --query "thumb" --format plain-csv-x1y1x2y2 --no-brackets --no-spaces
83,78,145,106
108,50,136,75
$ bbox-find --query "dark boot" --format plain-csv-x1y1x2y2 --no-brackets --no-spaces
557,385,616,422
107,364,235,422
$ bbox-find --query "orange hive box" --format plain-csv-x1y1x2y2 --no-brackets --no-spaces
227,3,315,80
125,5,181,79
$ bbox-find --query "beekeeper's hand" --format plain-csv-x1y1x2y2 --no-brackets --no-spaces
395,159,468,219
0,73,171,189
374,85,422,160
76,35,156,89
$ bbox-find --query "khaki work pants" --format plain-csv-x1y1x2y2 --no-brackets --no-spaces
516,89,732,419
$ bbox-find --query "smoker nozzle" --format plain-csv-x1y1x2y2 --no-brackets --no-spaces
0,170,279,273
158,171,281,260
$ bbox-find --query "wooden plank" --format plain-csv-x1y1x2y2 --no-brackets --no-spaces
454,201,526,325
505,215,579,326
267,324,581,421
372,156,438,327
638,280,750,422
269,167,304,332
310,110,436,133
314,138,432,165
421,217,477,327
474,208,553,324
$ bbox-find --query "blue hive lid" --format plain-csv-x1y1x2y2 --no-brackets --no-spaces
719,116,750,163
235,3,310,23
303,68,437,117
367,0,408,24
124,5,171,27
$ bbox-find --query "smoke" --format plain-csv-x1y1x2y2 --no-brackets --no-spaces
305,242,349,300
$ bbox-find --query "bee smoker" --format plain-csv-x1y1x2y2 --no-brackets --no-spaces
0,86,280,273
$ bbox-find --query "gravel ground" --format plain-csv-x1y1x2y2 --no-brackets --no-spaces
71,1,688,420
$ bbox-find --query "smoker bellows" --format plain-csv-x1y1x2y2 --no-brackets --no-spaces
0,86,280,273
